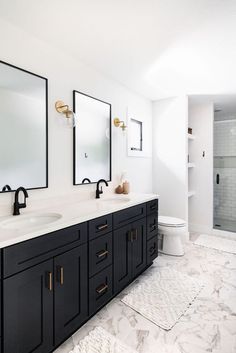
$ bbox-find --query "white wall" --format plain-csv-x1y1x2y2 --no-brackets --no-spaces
188,101,214,233
0,19,152,215
152,96,188,220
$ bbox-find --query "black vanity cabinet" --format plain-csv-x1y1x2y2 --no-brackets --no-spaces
2,222,88,353
146,200,159,265
88,214,113,316
113,204,147,294
4,245,88,353
0,199,158,353
113,223,133,292
3,260,54,353
54,244,88,346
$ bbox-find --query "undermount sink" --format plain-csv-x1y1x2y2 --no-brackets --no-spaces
0,213,62,231
98,197,131,205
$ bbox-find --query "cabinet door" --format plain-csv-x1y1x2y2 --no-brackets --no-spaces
132,218,147,278
113,224,132,294
4,259,53,353
54,244,88,346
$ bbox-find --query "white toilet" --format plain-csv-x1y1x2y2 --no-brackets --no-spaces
158,216,187,256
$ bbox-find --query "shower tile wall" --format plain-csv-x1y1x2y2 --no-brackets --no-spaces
214,120,236,157
214,120,236,221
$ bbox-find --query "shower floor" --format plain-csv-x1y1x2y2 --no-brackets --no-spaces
214,217,236,233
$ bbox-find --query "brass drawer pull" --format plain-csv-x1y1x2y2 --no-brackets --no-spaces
149,245,157,254
57,266,64,285
97,223,108,231
47,272,53,291
150,224,157,232
96,283,108,294
150,220,156,228
97,250,109,258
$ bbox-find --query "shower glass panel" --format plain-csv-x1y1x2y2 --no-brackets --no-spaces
214,107,236,233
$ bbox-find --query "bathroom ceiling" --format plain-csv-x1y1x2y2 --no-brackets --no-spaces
1,0,236,100
189,95,236,120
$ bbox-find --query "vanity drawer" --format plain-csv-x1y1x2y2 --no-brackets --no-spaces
113,203,146,229
89,214,112,240
3,222,88,278
147,235,158,265
147,199,158,215
89,265,113,316
89,232,113,278
147,214,158,240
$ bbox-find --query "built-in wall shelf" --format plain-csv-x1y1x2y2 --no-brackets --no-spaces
188,191,196,198
188,163,195,168
188,134,195,140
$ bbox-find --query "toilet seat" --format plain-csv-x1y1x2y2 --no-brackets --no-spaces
158,216,186,228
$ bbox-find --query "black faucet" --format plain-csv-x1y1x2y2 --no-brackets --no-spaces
96,179,108,199
82,178,91,184
13,187,29,216
2,185,11,192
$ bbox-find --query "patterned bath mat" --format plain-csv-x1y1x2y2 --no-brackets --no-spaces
194,234,236,254
69,327,137,353
121,268,203,330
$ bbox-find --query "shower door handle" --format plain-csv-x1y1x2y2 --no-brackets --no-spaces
216,174,220,184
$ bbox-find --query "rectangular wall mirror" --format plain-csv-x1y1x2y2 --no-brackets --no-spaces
73,91,111,185
0,61,48,193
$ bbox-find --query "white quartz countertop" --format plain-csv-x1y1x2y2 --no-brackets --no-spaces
0,193,158,248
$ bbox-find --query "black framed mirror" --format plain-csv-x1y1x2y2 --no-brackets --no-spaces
73,90,111,185
0,60,48,193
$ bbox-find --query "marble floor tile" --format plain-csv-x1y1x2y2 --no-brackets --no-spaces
54,235,236,353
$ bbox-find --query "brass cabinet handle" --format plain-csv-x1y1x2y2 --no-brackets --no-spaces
47,272,53,291
96,283,108,294
150,220,156,228
97,250,109,258
58,266,64,285
127,230,133,242
149,244,157,254
150,222,157,232
97,223,108,231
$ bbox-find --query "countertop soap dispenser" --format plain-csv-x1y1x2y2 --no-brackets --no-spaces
123,181,130,194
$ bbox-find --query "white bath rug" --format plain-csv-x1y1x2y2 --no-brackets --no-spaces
69,326,137,353
121,268,203,330
194,234,236,254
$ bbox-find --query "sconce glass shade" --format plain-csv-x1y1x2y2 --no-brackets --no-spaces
64,112,78,128
55,100,78,128
72,112,78,127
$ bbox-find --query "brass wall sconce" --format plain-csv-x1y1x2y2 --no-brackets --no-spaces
55,101,74,118
113,117,127,131
55,100,77,127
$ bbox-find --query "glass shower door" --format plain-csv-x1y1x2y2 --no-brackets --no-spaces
213,117,236,233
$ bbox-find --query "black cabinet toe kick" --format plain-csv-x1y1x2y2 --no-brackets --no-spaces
0,199,158,353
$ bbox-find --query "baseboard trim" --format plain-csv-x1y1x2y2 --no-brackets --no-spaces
189,223,212,234
189,223,235,240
